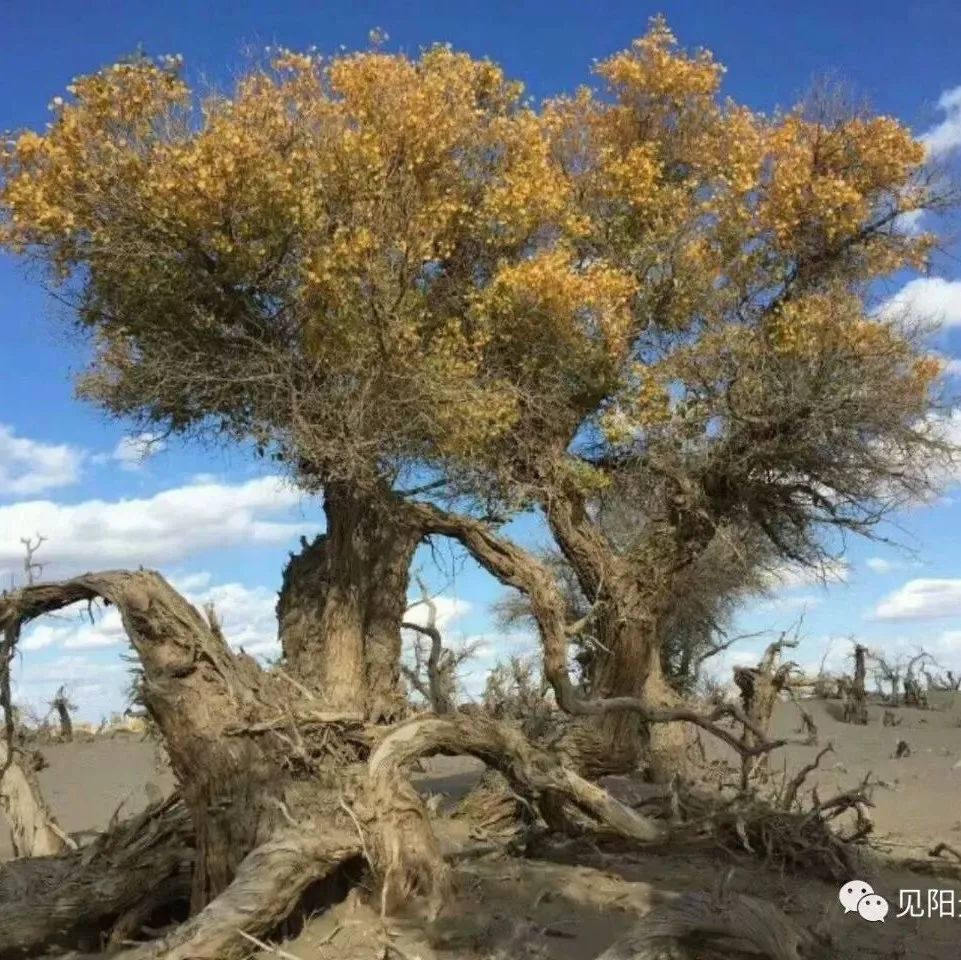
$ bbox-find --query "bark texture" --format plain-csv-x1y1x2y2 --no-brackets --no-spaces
278,484,421,720
1,571,295,910
364,713,665,915
113,829,360,960
0,795,192,958
594,891,818,960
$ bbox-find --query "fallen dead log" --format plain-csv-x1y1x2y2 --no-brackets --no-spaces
112,828,361,960
594,890,818,960
0,795,192,958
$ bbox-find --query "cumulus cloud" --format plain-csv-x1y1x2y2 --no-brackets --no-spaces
877,277,961,329
0,475,315,581
873,578,961,621
0,424,85,498
921,86,961,160
11,655,131,723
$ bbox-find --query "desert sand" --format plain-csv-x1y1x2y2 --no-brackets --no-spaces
3,694,960,958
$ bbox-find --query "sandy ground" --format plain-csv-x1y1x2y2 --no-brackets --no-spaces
0,735,173,860
3,694,961,957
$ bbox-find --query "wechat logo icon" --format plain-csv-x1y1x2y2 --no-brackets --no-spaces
839,881,889,922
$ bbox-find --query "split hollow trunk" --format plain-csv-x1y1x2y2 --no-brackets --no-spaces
277,483,421,720
0,739,70,858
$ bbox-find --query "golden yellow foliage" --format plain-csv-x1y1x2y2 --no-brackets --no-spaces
0,20,942,487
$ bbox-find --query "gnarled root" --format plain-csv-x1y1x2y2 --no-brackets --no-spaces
113,828,361,960
595,890,819,960
363,714,665,917
0,795,193,958
453,769,525,836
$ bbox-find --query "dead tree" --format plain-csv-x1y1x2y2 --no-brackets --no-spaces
733,633,809,784
903,651,933,708
842,645,869,724
925,669,961,692
19,534,47,586
400,575,477,714
49,685,75,742
871,652,902,706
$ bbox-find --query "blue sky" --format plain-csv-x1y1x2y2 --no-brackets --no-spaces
3,0,961,719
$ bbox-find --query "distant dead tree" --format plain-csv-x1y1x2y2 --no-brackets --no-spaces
401,576,479,715
842,644,869,724
902,651,933,708
871,649,933,708
20,534,47,586
925,669,961,692
49,685,75,742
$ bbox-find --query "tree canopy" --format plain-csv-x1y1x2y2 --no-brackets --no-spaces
1,19,942,507
1,19,952,767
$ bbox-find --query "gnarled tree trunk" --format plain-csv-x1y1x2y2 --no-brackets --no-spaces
2,572,297,911
278,483,421,721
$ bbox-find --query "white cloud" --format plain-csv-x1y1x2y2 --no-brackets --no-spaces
199,581,280,659
0,475,314,581
0,424,84,497
11,655,131,723
873,578,961,621
921,86,961,160
110,432,167,471
403,595,472,632
877,277,961,329
866,557,899,574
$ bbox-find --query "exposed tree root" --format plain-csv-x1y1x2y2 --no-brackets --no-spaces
112,828,361,960
894,842,961,881
594,890,819,960
452,769,525,836
0,795,193,958
362,713,666,916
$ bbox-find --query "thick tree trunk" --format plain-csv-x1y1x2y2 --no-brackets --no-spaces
564,613,689,782
278,483,421,720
